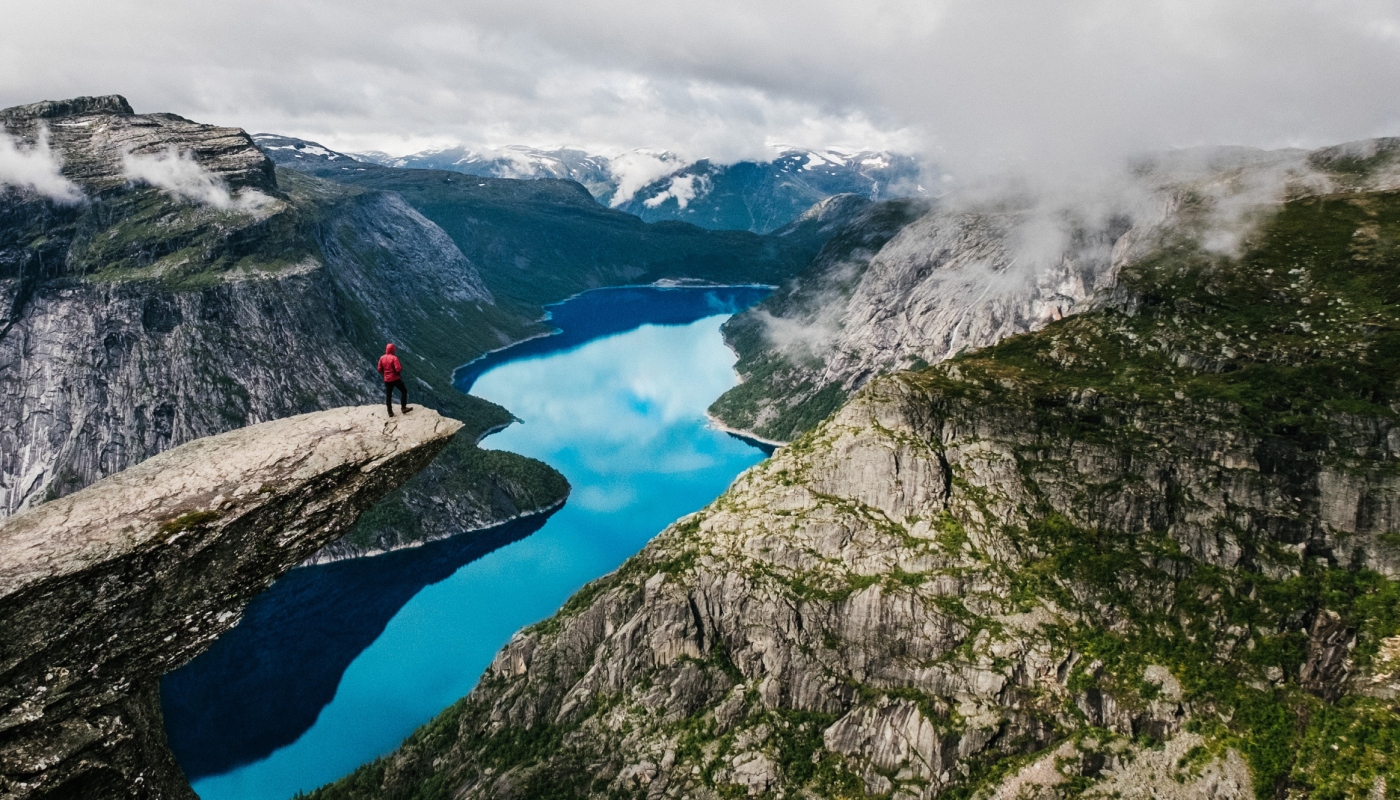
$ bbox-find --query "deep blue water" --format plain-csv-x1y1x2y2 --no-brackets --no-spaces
162,285,772,800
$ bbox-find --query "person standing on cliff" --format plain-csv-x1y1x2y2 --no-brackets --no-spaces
377,343,411,417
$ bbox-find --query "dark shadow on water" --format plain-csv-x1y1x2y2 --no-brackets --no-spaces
454,285,773,393
159,510,555,779
724,431,777,456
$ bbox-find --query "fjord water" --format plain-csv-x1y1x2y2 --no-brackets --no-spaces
163,286,772,800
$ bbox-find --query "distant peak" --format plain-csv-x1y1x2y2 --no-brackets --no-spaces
1,94,134,121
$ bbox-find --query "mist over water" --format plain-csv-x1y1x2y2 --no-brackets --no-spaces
168,286,771,800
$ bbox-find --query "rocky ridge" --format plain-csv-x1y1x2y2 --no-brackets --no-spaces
313,158,1400,799
2,95,275,195
0,406,461,799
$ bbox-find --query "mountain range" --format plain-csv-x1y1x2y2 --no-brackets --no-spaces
338,140,928,233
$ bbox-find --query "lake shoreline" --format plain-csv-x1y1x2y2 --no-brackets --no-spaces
296,495,569,567
705,412,787,451
449,280,777,389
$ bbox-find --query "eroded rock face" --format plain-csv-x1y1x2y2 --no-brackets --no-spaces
312,375,1288,799
709,140,1400,444
319,368,1393,799
0,406,461,799
709,193,1142,443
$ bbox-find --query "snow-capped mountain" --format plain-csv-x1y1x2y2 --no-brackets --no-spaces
255,134,928,234
354,145,623,205
356,143,928,233
618,148,926,234
251,133,368,168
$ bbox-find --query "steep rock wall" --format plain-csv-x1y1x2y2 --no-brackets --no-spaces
0,96,567,557
317,377,1394,800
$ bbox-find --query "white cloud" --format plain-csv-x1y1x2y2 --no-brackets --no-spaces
607,150,685,206
0,127,84,203
642,173,707,209
1,0,1398,175
121,145,269,210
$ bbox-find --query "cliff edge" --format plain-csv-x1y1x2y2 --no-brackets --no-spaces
0,406,461,799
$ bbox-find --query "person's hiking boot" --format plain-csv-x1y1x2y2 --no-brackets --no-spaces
402,406,413,413
387,408,395,417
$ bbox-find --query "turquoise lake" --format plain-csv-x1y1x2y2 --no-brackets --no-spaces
162,285,773,800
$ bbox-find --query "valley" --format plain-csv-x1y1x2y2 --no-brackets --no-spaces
163,286,774,799
307,144,1400,799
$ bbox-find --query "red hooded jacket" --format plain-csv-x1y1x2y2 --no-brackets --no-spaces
377,343,403,383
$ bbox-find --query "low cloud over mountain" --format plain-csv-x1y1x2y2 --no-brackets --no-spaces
4,1,1399,180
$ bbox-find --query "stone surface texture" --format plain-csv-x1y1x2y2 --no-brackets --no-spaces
1,95,275,195
319,351,1397,797
0,406,460,799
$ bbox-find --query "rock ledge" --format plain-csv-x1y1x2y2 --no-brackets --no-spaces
0,406,461,799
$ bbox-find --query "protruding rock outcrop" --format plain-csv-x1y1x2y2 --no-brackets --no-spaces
0,406,462,799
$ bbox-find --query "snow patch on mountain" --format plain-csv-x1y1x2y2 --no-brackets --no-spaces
256,132,931,233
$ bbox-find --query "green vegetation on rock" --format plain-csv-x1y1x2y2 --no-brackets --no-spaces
309,182,1400,799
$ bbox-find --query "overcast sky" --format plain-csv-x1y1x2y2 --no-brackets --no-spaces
3,0,1400,172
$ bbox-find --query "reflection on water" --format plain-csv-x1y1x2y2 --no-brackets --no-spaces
167,286,771,800
453,285,771,390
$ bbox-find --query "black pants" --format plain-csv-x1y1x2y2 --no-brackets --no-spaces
384,379,408,413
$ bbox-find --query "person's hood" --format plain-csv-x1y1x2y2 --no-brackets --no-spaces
385,343,396,355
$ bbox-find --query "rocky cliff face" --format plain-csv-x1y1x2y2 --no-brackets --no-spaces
312,169,1400,799
0,406,461,799
0,96,567,558
709,141,1400,444
1,95,275,196
708,194,1135,443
